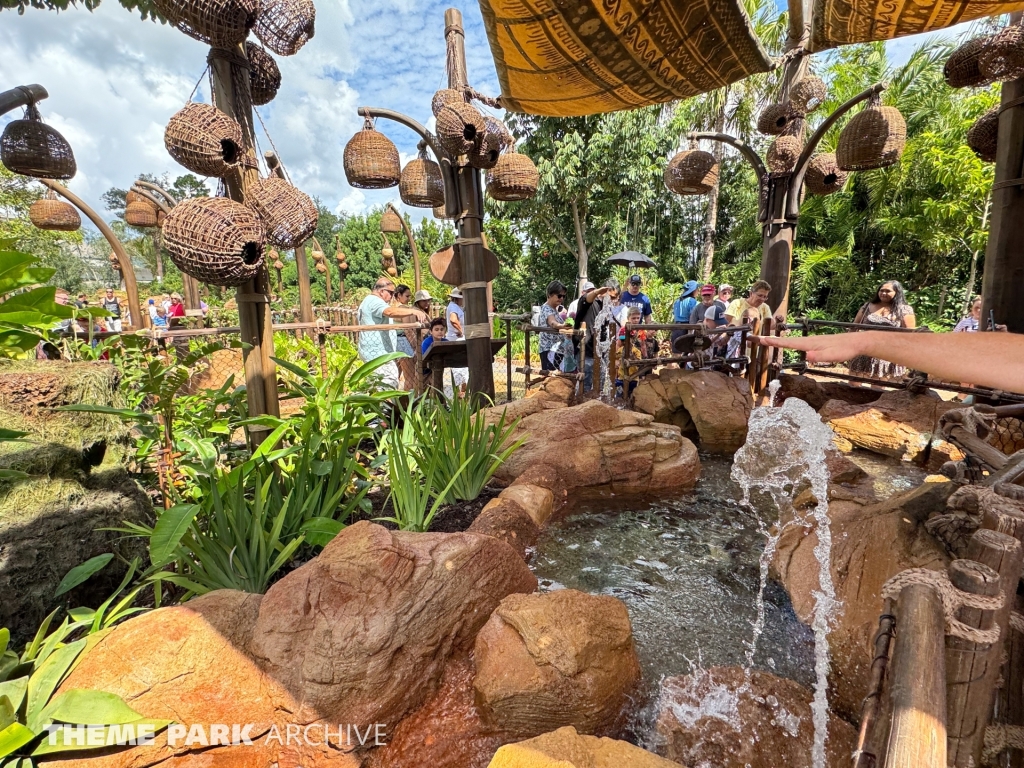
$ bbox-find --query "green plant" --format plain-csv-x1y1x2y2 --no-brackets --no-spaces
0,245,82,359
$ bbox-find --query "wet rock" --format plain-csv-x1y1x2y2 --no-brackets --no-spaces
653,666,857,768
488,726,682,767
468,497,541,559
776,374,883,412
499,484,554,527
510,465,569,513
249,521,537,728
474,590,641,739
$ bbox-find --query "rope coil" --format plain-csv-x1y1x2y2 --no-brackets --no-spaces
881,567,1004,644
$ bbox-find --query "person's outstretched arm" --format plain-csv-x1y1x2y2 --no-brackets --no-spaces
756,330,1024,394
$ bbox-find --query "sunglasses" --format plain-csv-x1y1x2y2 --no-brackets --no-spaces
556,293,566,299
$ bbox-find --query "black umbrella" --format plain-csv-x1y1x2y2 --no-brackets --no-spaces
606,250,657,269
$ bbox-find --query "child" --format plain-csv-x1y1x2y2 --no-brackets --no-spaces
152,305,169,329
421,317,447,356
616,306,647,396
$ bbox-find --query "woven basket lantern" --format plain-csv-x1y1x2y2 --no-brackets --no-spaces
151,0,258,48
125,200,160,228
469,123,504,170
836,97,907,171
254,0,315,56
484,115,514,151
757,103,796,136
486,152,539,201
109,254,122,271
432,89,464,117
945,36,994,88
664,149,719,195
272,258,285,271
161,197,265,287
29,195,81,232
125,189,148,205
804,153,848,196
433,204,453,220
980,25,1024,82
436,101,486,156
343,119,401,189
246,176,318,249
791,76,827,114
767,136,802,174
967,107,999,162
399,152,445,208
157,210,166,228
314,261,328,274
1,104,76,180
380,208,403,233
246,42,282,106
165,103,244,178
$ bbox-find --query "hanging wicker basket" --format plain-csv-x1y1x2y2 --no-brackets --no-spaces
757,103,796,136
486,152,539,201
980,24,1024,82
343,119,401,189
125,200,160,228
246,42,282,106
126,189,148,206
0,104,77,180
469,123,503,169
400,151,445,208
165,103,244,178
380,208,403,233
967,107,999,162
836,96,906,171
246,176,318,249
151,0,258,48
791,77,827,114
29,195,81,232
433,204,453,220
804,153,848,195
109,254,122,271
664,148,719,195
767,136,802,174
272,258,285,270
315,261,328,274
436,101,486,156
157,210,166,228
945,36,994,88
161,197,265,287
254,0,315,56
432,89,464,117
484,116,514,151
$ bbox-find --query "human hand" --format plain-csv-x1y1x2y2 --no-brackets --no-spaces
752,331,869,363
997,324,1009,333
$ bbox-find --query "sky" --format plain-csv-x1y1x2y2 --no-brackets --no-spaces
1,0,954,233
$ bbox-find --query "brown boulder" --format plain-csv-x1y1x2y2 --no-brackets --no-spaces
654,667,856,768
499,484,554,527
474,590,641,739
468,497,541,559
526,376,577,405
776,374,883,412
489,726,682,767
249,521,537,729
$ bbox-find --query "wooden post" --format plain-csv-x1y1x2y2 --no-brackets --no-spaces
265,151,314,334
945,558,1002,767
208,45,278,446
854,601,897,768
884,583,947,768
505,317,513,403
523,325,532,391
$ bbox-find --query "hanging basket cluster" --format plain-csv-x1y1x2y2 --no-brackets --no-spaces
486,152,539,201
343,118,400,189
400,150,445,208
126,200,160,228
254,0,315,56
804,153,848,196
791,76,827,114
29,194,81,232
270,248,284,272
836,96,906,171
335,247,347,272
162,197,265,286
967,107,999,163
246,42,282,106
380,208,403,233
431,89,463,116
757,103,798,136
151,0,258,48
980,25,1024,82
1,103,77,180
664,148,719,195
944,37,994,88
165,103,244,177
381,237,397,277
246,176,318,249
767,135,802,174
311,242,328,274
436,101,486,156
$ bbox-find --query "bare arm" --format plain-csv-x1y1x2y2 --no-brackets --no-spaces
449,311,463,336
902,313,917,330
382,305,418,319
853,303,869,325
756,331,1024,393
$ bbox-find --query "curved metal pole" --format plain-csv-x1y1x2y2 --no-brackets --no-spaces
39,179,148,330
687,132,767,182
0,84,48,117
385,202,421,293
787,83,886,219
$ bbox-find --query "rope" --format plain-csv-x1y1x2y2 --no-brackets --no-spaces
984,724,1024,762
940,405,998,440
881,568,1004,644
1010,611,1024,634
465,86,502,109
188,65,210,103
254,107,291,184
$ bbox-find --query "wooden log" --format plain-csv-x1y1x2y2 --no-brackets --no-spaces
982,503,1024,543
999,592,1024,768
854,599,896,768
948,425,1010,472
884,583,947,768
946,558,1002,767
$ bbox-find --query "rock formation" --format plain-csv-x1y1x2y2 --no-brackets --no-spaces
488,726,682,767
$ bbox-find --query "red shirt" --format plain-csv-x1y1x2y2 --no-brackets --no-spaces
167,302,185,318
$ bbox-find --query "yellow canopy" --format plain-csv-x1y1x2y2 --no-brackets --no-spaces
478,0,776,117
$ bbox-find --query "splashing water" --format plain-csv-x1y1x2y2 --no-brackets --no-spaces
732,396,838,768
768,378,781,408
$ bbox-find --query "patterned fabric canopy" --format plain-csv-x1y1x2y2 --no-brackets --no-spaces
812,0,1024,49
478,0,775,117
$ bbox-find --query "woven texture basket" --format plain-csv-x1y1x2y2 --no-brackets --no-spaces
254,0,315,56
157,210,166,228
165,103,244,178
945,36,994,88
380,208,403,233
486,152,539,201
343,120,400,189
967,107,999,162
664,149,719,195
29,197,81,231
804,153,848,195
791,76,827,113
1,106,77,180
125,189,148,205
437,101,486,156
125,200,160,228
484,116,514,150
757,103,795,136
980,25,1024,82
767,136,802,173
836,98,906,171
247,42,282,106
152,0,257,48
246,176,318,249
469,124,503,169
432,89,464,117
432,204,453,220
400,153,445,208
162,197,265,286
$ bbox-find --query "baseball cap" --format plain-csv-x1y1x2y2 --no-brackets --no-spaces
701,284,716,296
581,280,595,292
413,289,432,302
628,275,642,285
719,283,733,291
